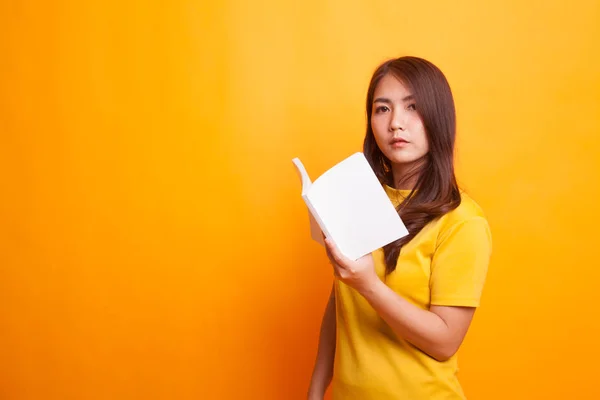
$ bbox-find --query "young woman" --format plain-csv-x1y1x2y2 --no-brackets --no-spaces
307,56,492,400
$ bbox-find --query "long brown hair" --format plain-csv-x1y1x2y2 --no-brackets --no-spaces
363,56,461,274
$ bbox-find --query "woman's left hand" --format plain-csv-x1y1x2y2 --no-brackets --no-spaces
324,238,380,294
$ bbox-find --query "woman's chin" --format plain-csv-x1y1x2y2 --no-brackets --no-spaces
386,153,428,171
388,155,416,165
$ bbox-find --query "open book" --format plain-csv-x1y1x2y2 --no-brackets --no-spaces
292,152,408,260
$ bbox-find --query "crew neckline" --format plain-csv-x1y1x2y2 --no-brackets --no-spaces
383,184,414,197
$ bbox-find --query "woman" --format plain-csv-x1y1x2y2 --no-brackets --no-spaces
307,56,492,399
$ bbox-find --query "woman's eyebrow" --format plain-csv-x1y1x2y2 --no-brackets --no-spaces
373,94,414,104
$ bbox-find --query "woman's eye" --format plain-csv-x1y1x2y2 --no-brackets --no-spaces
407,103,417,111
375,106,389,113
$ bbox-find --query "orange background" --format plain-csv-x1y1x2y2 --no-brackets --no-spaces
1,1,599,399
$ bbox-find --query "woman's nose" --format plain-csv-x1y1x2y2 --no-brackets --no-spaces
390,110,405,131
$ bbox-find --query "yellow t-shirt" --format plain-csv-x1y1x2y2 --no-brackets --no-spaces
331,185,492,400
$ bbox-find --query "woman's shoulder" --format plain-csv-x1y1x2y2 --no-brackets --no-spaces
437,190,490,236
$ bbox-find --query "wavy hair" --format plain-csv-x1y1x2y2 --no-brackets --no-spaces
363,56,461,274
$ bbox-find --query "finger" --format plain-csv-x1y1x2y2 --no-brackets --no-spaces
324,238,349,268
324,239,336,261
332,264,341,278
324,246,336,266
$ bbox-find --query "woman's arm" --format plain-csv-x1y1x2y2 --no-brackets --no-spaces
360,281,475,361
307,284,337,399
324,238,475,362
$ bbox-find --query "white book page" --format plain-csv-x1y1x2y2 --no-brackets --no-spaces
307,153,408,260
292,157,325,245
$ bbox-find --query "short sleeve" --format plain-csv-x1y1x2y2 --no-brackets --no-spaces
430,216,492,307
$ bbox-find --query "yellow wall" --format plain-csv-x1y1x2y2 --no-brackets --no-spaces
1,1,599,399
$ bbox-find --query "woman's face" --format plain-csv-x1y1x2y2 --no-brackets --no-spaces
370,74,429,168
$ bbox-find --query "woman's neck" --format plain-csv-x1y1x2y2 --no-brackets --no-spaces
391,162,421,190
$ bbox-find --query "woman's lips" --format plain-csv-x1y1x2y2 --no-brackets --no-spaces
390,138,409,148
